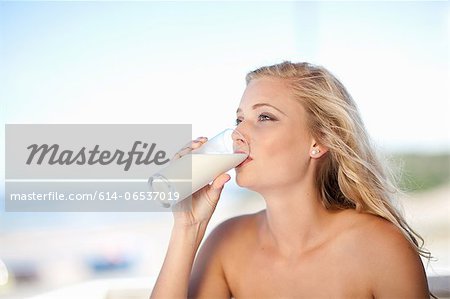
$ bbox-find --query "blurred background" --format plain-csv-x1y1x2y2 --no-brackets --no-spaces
1,1,449,298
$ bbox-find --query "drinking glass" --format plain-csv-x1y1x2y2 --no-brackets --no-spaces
148,128,249,207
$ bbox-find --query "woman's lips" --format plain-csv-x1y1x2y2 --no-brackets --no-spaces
237,156,253,168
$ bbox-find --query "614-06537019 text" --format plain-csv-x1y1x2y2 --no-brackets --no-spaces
9,191,181,201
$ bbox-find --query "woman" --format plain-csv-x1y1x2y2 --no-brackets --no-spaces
150,62,430,298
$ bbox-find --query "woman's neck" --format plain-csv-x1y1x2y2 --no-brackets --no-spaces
258,181,338,259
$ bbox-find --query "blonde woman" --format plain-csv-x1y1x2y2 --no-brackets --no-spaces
150,62,430,298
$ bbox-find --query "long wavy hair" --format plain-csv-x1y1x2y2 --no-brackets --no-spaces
246,61,430,259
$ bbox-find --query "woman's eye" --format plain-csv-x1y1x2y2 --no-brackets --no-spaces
258,114,273,121
236,114,274,125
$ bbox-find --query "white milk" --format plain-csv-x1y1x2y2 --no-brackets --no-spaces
149,153,247,206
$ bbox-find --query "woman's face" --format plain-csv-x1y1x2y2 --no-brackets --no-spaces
235,77,315,192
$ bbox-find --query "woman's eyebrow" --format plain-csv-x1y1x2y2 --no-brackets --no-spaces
236,103,286,115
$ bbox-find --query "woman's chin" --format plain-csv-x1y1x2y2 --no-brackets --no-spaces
235,174,255,189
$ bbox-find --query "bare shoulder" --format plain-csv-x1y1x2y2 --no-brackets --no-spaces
337,210,419,259
194,209,263,266
188,211,263,298
335,210,429,297
205,209,263,252
337,210,408,244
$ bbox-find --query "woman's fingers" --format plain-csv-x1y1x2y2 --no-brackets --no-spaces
191,137,208,149
204,173,231,208
212,173,231,190
172,137,208,160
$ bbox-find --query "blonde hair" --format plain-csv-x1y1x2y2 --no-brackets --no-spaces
246,61,429,258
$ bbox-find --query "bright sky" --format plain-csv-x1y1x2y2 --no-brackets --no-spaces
1,1,449,158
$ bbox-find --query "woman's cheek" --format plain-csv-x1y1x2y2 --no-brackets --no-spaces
263,135,295,157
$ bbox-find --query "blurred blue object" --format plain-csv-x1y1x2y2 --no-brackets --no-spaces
86,253,134,272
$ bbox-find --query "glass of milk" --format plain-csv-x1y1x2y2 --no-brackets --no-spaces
148,128,249,208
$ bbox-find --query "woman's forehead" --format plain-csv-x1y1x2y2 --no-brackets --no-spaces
238,78,300,113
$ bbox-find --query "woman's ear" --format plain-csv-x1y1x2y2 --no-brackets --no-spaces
310,142,328,159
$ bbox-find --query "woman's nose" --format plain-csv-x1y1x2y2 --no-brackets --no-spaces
232,129,245,143
232,125,250,153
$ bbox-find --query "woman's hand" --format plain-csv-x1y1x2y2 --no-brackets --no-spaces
171,137,231,227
